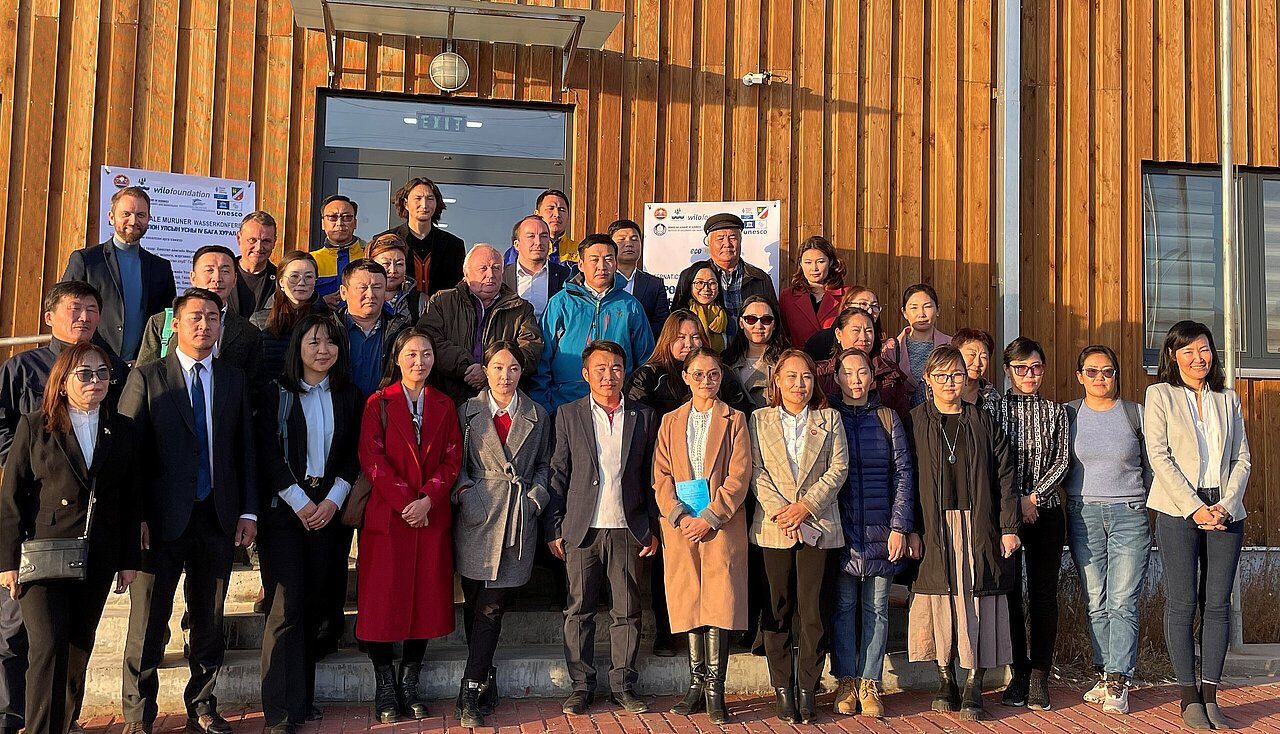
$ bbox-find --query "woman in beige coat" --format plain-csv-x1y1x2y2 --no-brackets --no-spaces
653,347,752,725
750,349,849,725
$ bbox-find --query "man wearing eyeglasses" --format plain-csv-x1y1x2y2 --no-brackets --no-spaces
670,213,777,339
0,280,130,734
311,195,367,308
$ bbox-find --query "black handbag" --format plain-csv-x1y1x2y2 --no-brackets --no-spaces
17,478,97,584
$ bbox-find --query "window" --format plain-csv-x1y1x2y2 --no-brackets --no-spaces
1142,165,1280,370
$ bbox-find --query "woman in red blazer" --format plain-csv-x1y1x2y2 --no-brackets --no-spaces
357,327,463,723
778,236,847,350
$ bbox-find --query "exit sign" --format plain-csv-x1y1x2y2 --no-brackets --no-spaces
417,113,466,132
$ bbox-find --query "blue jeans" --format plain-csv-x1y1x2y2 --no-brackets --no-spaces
829,573,891,682
1065,499,1151,678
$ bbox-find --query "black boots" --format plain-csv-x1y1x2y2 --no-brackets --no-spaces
398,662,429,719
479,666,498,714
796,688,817,724
704,627,731,724
1028,669,1052,710
774,687,798,723
933,664,960,712
671,630,707,715
373,665,400,723
960,668,986,721
456,679,485,728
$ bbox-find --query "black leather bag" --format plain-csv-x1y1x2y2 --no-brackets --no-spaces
17,479,96,584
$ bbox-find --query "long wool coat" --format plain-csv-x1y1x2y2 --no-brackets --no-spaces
652,400,752,633
356,381,462,642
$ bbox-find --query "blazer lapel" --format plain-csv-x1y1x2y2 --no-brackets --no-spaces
102,241,124,299
53,429,91,489
219,314,244,360
502,395,537,460
162,353,198,435
575,401,601,477
211,362,231,438
795,410,830,483
702,401,728,481
759,409,796,493
88,413,115,478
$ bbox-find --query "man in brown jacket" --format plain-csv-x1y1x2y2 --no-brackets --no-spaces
418,245,544,405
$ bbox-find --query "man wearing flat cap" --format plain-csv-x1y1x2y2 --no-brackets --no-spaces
670,213,778,340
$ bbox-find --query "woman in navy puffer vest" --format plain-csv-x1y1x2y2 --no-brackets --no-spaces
828,347,916,718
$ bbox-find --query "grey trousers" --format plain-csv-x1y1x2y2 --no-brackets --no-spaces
563,528,642,693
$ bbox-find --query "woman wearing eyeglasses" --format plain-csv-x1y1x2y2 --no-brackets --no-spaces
995,337,1070,712
683,261,730,352
778,236,847,350
251,251,329,384
907,346,1019,722
723,296,791,409
1062,345,1150,715
0,343,140,734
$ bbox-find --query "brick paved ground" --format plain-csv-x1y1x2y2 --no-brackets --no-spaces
83,682,1280,733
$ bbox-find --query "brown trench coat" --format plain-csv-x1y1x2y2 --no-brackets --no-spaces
652,399,752,633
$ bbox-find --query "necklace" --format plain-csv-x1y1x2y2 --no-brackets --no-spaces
940,419,959,464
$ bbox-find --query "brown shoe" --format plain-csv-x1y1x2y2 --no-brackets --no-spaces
123,723,153,734
833,677,859,715
858,678,884,718
187,713,233,734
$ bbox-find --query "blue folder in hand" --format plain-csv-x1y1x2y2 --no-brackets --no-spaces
676,478,711,516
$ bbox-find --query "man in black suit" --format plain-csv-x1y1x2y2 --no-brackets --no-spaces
608,219,672,338
117,288,258,734
544,340,659,716
375,177,465,298
227,211,279,318
135,245,264,388
503,215,569,320
60,186,177,361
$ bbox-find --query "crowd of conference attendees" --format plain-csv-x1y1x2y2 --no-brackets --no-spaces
0,179,1251,733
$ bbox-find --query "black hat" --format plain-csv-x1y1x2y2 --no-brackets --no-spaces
703,212,744,235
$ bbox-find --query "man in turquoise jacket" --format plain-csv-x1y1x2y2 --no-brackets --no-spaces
533,234,656,412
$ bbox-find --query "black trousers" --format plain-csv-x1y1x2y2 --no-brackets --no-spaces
19,572,113,734
0,591,26,729
460,578,517,681
257,516,351,726
760,544,832,690
563,528,642,692
648,554,672,641
1009,503,1065,674
122,501,235,722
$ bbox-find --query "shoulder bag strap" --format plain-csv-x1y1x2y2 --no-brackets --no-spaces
79,477,98,541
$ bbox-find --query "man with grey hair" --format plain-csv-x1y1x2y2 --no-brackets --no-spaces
418,245,544,405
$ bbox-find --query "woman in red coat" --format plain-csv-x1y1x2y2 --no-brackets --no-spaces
778,236,847,350
357,327,463,723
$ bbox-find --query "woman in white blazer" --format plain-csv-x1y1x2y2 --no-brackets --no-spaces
1144,320,1250,731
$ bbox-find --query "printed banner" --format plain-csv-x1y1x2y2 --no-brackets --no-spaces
642,201,782,301
99,166,257,289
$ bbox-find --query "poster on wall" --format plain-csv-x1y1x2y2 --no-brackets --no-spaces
99,166,257,289
642,200,782,301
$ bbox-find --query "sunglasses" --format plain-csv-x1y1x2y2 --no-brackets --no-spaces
1081,367,1116,379
71,367,111,384
741,314,775,326
1009,363,1046,377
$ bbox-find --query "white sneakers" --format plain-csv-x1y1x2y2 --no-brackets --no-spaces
1102,677,1130,715
1083,675,1107,704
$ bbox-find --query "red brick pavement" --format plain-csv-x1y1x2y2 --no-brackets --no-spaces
82,683,1280,733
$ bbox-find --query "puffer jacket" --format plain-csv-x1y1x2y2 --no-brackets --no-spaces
832,393,915,578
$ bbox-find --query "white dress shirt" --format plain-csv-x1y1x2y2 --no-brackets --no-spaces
780,406,810,481
618,269,637,296
489,391,518,420
69,407,100,467
277,379,353,513
174,348,256,521
588,399,628,529
1184,386,1223,489
516,263,551,318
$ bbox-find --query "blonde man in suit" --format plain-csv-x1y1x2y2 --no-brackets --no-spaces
1144,320,1250,731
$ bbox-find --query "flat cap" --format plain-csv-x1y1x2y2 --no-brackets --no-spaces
703,212,744,235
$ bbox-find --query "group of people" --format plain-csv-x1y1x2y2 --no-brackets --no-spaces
0,178,1251,733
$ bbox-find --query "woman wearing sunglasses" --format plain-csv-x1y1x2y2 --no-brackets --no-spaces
1062,345,1150,715
723,296,791,409
0,343,139,734
995,337,1070,712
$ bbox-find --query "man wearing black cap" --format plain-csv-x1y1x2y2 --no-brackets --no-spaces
670,213,777,339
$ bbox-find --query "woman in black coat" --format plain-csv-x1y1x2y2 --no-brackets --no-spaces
0,342,140,734
254,314,364,732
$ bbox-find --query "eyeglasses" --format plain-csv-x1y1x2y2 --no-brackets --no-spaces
849,300,882,313
1081,367,1116,379
929,371,967,385
322,214,355,223
691,279,718,291
71,367,111,384
688,370,723,383
1009,363,1046,377
741,314,775,326
284,273,316,284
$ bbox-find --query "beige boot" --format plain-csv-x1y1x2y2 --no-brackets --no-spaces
858,678,884,718
833,677,859,715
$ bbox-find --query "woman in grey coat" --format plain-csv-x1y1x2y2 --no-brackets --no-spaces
451,340,552,728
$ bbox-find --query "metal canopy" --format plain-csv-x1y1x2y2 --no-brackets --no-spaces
293,0,623,90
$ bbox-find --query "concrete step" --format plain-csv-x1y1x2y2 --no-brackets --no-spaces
81,644,1008,715
1225,644,1280,679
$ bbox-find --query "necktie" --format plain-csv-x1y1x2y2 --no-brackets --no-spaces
191,363,212,501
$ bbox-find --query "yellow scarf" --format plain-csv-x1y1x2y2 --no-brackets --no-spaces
688,301,728,352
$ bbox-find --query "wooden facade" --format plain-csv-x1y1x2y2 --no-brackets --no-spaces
0,0,1274,542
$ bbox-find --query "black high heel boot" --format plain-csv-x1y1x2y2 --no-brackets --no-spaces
960,668,986,721
704,627,731,724
373,665,401,723
933,664,960,712
671,630,707,715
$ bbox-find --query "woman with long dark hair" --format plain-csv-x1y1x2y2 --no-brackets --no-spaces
0,343,139,734
356,327,462,723
255,314,363,729
1145,321,1250,730
251,250,328,382
722,295,791,409
778,236,847,349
